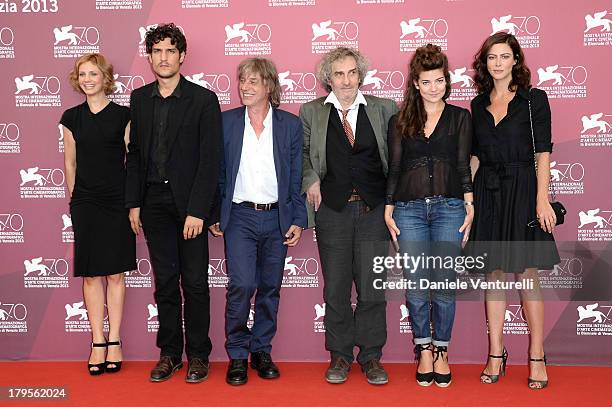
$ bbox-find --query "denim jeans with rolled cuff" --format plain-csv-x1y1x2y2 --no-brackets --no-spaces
393,196,465,347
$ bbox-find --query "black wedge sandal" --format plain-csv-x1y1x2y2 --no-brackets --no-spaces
88,341,107,376
414,344,434,387
480,348,508,384
105,340,123,373
433,345,452,388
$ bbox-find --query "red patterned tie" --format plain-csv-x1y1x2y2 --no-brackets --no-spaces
341,109,355,147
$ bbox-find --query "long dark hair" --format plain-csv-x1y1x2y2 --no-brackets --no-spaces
396,44,451,138
472,32,531,94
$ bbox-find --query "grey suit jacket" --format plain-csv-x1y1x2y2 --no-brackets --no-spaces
299,94,399,228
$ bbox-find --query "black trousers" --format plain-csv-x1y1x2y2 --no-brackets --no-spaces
141,183,212,360
315,201,388,364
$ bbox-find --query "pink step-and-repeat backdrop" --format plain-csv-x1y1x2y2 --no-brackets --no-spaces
1,0,611,365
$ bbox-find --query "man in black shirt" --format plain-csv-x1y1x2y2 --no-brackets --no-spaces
300,47,397,385
125,23,222,383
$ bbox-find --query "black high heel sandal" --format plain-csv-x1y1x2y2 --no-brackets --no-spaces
88,341,107,376
480,348,508,384
414,344,434,387
528,355,548,390
105,340,123,373
433,345,451,388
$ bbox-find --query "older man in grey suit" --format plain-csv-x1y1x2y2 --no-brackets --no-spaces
300,47,398,385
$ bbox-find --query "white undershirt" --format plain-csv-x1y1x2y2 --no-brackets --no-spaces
324,90,368,136
232,105,278,204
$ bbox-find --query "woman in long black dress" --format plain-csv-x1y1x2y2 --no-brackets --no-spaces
469,33,560,390
61,53,135,375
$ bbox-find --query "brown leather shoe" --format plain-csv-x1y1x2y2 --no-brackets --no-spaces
149,356,183,382
361,359,388,385
325,357,351,384
185,357,209,383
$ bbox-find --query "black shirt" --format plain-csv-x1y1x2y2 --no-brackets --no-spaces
386,103,473,203
147,81,182,183
470,87,553,164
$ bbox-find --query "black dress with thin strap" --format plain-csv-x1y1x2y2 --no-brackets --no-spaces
60,101,136,277
468,87,560,273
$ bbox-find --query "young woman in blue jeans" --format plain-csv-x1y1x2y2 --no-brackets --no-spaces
384,44,474,387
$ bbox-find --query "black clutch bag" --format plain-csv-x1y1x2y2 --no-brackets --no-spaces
529,201,566,228
550,201,566,225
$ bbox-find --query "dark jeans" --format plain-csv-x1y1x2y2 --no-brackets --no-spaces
394,196,465,346
141,183,212,360
315,201,388,364
223,204,287,359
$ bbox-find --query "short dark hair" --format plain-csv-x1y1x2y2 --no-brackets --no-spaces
145,23,186,55
472,32,531,94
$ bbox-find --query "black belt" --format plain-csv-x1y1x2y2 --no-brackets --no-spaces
237,201,278,211
480,161,532,232
146,180,169,187
348,193,362,202
480,162,531,191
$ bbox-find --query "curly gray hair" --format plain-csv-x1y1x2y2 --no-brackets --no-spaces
316,47,368,93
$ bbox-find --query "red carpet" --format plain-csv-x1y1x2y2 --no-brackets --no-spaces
0,362,607,406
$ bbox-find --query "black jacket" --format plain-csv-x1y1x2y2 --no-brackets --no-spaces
125,75,222,221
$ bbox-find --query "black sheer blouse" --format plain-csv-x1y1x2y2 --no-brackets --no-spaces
386,103,473,204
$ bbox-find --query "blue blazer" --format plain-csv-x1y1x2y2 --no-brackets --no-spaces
218,106,308,233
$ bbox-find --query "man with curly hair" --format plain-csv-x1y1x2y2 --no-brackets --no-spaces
300,47,398,385
125,23,222,384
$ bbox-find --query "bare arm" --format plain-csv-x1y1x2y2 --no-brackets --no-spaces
62,126,76,197
536,152,555,233
123,121,131,152
469,155,480,182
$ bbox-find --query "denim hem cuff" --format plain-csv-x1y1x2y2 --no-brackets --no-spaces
413,337,432,345
432,339,450,347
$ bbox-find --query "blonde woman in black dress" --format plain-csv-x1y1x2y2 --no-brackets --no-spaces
469,33,560,390
61,53,135,375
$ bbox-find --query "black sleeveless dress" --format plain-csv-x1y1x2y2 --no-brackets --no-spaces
468,87,560,273
60,101,136,277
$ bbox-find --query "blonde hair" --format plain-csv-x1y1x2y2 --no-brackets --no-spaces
237,58,281,108
68,53,115,95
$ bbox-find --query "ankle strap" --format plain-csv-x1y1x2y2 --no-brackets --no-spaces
529,355,547,363
107,340,122,346
488,348,508,359
433,345,448,363
414,343,432,353
91,342,107,348
413,343,432,361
